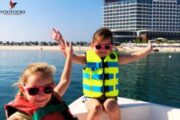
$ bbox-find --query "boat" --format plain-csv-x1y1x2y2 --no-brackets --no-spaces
69,96,180,120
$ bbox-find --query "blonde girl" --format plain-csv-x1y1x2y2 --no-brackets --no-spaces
5,42,77,120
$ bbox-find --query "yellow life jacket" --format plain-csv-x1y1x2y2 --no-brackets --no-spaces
83,50,119,98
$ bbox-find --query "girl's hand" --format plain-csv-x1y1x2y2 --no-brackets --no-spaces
52,28,65,43
147,41,153,52
52,28,66,54
64,41,73,58
52,28,65,52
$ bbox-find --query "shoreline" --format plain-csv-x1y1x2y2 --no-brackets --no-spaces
0,45,180,53
0,46,90,51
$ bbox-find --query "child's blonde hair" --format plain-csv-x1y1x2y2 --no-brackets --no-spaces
15,63,56,94
92,27,113,44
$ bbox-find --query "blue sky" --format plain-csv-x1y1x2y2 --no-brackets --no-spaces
0,0,103,42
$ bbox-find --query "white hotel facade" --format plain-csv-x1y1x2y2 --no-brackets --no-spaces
103,0,180,42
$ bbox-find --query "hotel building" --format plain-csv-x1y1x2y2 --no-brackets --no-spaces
103,0,180,42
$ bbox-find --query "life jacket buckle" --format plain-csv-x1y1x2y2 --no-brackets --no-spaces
104,62,108,67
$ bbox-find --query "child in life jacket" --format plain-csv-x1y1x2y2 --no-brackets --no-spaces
4,42,77,120
52,28,152,120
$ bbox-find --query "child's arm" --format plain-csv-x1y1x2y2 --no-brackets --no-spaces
118,41,153,64
54,41,73,97
52,28,86,64
72,54,86,64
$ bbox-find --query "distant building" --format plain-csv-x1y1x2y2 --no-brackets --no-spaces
103,0,180,42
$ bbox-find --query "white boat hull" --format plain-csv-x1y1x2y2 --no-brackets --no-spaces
69,96,180,120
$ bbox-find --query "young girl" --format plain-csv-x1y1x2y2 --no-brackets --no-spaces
4,42,77,120
52,28,152,120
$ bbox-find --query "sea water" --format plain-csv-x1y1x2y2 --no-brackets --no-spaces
0,50,180,119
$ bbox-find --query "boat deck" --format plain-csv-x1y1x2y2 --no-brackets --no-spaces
69,96,180,120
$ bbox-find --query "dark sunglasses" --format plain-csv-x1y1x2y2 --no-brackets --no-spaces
23,83,54,96
94,44,113,50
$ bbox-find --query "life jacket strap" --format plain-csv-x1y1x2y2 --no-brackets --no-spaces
83,73,119,80
86,62,118,71
83,84,119,92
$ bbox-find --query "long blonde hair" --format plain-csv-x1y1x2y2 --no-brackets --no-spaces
15,63,56,94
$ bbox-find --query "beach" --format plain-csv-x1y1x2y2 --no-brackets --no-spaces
0,43,180,53
0,45,88,51
117,43,180,53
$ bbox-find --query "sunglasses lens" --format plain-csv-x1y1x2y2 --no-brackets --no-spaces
95,45,101,49
28,88,39,96
44,86,53,94
105,45,111,49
